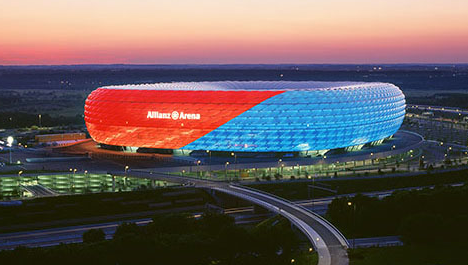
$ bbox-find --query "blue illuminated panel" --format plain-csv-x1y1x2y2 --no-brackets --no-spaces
183,83,405,152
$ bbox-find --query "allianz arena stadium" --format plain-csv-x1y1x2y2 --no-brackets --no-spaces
84,81,406,153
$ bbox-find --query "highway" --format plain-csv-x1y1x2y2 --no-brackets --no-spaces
0,219,151,250
350,236,401,248
1,169,455,259
0,200,323,251
5,169,447,264
0,217,399,251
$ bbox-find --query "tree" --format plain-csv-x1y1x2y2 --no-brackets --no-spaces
83,228,105,243
399,213,443,244
113,222,140,239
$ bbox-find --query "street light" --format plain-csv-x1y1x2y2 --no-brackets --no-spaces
18,170,23,189
231,152,237,172
197,160,201,178
124,165,129,175
348,201,356,249
6,136,13,164
277,159,282,174
38,114,42,128
225,161,230,181
206,150,212,174
18,170,24,197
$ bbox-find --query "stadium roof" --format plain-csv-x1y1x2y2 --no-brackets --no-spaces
101,81,390,91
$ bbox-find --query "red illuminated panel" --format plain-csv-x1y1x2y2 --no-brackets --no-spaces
84,89,284,149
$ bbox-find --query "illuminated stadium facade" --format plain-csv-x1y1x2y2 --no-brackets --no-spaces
84,81,406,154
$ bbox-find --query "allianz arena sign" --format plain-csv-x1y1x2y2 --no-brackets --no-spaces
147,111,201,120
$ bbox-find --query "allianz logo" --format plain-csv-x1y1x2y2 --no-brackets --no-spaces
147,111,201,120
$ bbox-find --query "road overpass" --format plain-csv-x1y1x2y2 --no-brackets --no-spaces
214,184,349,265
117,169,350,265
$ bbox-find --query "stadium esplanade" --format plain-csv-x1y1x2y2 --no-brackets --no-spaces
84,81,406,155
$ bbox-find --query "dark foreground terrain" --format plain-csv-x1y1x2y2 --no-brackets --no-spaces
0,213,315,265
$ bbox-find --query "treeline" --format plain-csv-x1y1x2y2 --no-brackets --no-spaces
0,188,212,233
0,112,83,129
407,93,468,109
0,213,300,265
327,184,468,244
250,169,468,201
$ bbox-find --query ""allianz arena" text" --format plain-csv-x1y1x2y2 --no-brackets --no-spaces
146,111,201,120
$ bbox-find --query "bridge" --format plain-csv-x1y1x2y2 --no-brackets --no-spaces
116,169,350,265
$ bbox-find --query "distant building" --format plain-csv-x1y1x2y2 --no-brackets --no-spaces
422,111,434,117
84,81,405,154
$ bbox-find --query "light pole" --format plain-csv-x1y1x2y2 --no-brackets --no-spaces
348,201,356,249
322,155,327,177
225,161,229,181
18,170,23,197
206,150,212,175
72,169,77,190
38,114,42,128
7,136,13,164
197,160,201,178
84,170,89,189
231,152,237,179
231,152,237,165
278,159,282,175
68,168,73,192
124,165,129,176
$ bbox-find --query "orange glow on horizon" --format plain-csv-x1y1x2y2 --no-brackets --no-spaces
1,0,467,64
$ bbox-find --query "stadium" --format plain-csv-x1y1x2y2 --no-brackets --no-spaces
84,81,406,155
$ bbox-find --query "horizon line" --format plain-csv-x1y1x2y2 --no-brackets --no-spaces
1,62,468,67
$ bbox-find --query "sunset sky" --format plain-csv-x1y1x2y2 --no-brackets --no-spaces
1,0,467,65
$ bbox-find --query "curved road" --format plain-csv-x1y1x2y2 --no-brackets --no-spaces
214,184,349,265
121,170,350,265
